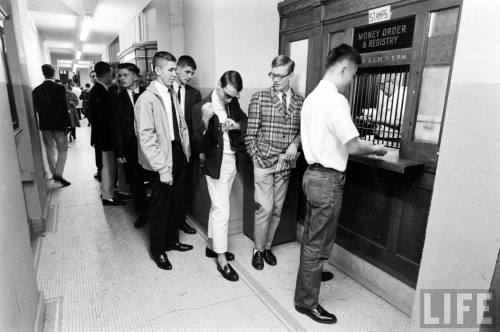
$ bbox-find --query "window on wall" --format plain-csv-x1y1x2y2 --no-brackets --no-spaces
0,19,19,130
289,39,309,96
413,7,459,144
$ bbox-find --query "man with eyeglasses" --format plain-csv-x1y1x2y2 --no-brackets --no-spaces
244,55,304,270
191,71,247,282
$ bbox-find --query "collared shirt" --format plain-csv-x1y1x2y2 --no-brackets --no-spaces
211,90,232,154
173,81,185,114
154,80,180,142
127,87,140,105
45,78,55,82
301,79,359,172
276,88,292,110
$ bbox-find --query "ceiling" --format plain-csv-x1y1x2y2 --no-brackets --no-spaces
28,0,151,66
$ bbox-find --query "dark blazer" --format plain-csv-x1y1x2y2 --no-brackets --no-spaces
32,80,70,130
182,84,202,155
89,82,114,151
110,87,145,160
192,93,247,179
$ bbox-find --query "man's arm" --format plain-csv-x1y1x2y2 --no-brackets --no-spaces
345,137,387,156
109,94,125,160
244,93,261,157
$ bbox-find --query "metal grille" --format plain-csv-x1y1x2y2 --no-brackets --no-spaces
346,65,409,149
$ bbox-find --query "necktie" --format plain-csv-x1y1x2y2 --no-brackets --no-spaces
177,86,182,108
132,91,139,104
282,93,287,111
170,91,181,142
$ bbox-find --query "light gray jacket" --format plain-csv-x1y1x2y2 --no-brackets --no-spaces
134,81,190,177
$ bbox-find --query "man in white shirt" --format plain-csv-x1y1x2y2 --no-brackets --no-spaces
135,51,192,270
294,44,387,324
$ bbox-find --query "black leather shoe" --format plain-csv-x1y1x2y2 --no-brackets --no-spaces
134,215,147,228
53,176,71,187
263,249,277,266
217,262,239,282
180,222,196,234
117,192,133,200
252,250,264,270
295,304,337,324
154,253,172,270
102,198,126,206
321,271,334,282
205,247,235,261
166,242,193,252
94,172,101,181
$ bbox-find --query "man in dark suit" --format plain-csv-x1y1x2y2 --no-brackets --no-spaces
173,55,202,235
32,64,71,187
110,63,148,227
89,61,125,206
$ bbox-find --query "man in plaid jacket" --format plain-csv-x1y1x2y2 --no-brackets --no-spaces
244,55,304,270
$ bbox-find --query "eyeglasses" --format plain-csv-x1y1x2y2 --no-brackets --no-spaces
222,89,239,101
268,71,292,80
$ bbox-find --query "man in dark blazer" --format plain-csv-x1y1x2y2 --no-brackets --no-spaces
110,63,148,227
89,61,125,206
191,71,247,281
173,55,202,235
32,64,71,187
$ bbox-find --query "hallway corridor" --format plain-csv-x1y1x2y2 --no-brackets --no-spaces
33,121,410,331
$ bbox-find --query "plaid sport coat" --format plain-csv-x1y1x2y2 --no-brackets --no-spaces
244,87,304,168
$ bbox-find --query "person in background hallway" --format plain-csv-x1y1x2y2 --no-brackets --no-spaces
72,83,82,119
110,63,149,228
65,81,80,142
135,51,192,270
173,55,202,235
80,83,91,119
294,44,387,324
192,71,247,282
87,70,102,180
244,55,304,270
89,61,125,206
32,64,71,187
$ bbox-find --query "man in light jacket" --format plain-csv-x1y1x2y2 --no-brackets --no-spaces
134,51,193,270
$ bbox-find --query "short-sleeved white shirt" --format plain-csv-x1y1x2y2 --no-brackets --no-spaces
301,79,359,172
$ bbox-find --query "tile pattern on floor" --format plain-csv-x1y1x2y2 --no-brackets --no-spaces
36,120,410,331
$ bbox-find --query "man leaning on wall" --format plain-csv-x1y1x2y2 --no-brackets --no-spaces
244,55,304,271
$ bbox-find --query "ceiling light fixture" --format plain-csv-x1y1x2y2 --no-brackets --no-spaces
79,15,92,42
72,63,78,73
75,50,82,60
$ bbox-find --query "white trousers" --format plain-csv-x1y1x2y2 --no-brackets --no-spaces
206,153,236,253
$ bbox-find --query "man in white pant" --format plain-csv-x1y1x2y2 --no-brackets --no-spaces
244,55,304,270
192,71,247,282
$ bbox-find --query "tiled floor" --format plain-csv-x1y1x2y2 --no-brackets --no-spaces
36,120,410,331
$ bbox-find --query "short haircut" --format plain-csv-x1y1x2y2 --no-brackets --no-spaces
94,61,111,78
89,70,96,77
271,55,295,73
153,51,176,69
85,83,90,88
325,44,361,69
117,62,140,75
177,55,197,70
41,64,55,78
220,70,243,92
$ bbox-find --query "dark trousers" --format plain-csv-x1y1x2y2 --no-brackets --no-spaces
149,142,188,257
95,147,102,172
294,164,345,309
123,149,148,215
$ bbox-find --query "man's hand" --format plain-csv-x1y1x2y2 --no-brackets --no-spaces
116,157,126,164
201,102,215,129
372,144,388,156
284,143,298,161
199,153,206,167
160,172,173,185
225,119,240,131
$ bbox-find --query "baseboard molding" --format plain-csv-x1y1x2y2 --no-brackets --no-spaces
296,223,414,316
33,291,46,332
